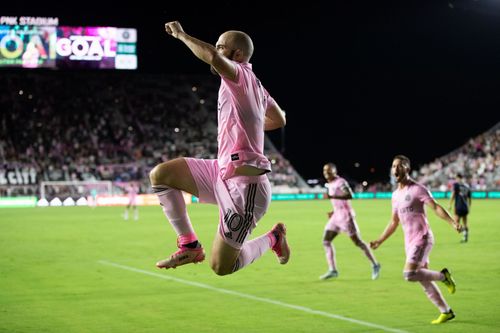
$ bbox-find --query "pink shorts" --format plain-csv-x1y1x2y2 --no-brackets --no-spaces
325,209,359,236
405,232,434,265
128,194,137,206
185,158,271,249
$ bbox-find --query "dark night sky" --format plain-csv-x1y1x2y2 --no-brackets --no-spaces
4,1,500,183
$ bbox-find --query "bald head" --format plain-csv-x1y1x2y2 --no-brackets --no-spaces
221,30,254,61
323,162,338,181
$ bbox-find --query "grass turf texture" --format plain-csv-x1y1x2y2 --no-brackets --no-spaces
1,199,499,333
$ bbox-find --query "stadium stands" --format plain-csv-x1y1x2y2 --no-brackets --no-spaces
1,71,306,198
415,122,500,191
1,71,498,198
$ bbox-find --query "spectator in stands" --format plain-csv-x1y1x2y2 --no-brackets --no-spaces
319,163,381,280
149,21,289,275
448,173,472,243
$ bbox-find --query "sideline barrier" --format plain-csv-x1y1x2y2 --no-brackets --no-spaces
0,196,37,208
193,191,500,202
1,191,498,208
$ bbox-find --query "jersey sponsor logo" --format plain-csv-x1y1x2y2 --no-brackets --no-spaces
231,153,240,161
399,206,414,214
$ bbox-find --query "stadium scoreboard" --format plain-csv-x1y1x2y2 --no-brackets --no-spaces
0,16,137,69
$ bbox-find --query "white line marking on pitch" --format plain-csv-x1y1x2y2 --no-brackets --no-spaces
98,260,410,333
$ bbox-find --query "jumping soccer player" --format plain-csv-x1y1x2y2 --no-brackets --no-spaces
149,21,290,275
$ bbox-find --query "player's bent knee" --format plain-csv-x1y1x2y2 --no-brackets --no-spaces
149,164,173,186
403,271,417,281
210,260,233,276
149,165,161,185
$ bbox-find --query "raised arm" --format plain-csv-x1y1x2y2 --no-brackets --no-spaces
370,211,400,249
426,198,462,233
165,21,236,81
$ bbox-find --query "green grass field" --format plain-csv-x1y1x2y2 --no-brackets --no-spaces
1,199,499,333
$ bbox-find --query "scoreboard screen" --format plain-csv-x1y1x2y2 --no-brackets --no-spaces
0,25,137,70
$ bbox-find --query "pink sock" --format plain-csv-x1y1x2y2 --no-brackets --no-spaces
405,268,444,281
267,231,277,248
323,241,337,271
420,281,450,313
233,234,272,272
154,186,197,244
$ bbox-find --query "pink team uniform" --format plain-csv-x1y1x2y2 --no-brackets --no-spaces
186,61,275,249
127,184,138,205
392,182,435,265
325,177,359,236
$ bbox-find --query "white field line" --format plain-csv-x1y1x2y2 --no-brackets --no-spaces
98,260,410,333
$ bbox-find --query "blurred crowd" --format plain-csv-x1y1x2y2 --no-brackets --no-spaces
415,124,500,191
358,124,500,192
1,71,498,198
0,71,302,197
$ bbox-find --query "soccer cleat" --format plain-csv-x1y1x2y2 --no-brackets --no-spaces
319,270,339,280
441,268,456,294
372,263,381,280
270,223,290,264
431,310,455,324
156,240,205,269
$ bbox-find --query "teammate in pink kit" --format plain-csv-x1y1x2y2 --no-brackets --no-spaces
149,21,289,275
123,182,139,221
319,163,381,280
370,155,462,324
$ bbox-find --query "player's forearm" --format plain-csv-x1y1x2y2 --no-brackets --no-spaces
264,107,286,131
264,116,285,131
377,221,398,244
177,32,217,65
264,116,286,130
329,189,353,200
435,204,455,226
329,194,352,200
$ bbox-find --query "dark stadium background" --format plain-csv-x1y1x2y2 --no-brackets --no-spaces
4,0,499,184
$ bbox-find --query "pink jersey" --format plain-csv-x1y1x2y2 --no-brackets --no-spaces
392,181,434,246
327,177,353,212
127,184,138,204
217,62,275,180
